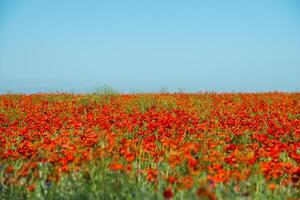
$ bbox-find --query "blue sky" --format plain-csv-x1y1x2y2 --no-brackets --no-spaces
0,0,300,93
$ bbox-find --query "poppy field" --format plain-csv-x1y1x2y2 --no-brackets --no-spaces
0,92,299,199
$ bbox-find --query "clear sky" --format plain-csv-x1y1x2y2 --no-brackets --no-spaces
0,0,300,93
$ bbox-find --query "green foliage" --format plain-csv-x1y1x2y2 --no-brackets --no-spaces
1,160,299,200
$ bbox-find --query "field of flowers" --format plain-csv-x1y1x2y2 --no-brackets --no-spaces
0,92,299,199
